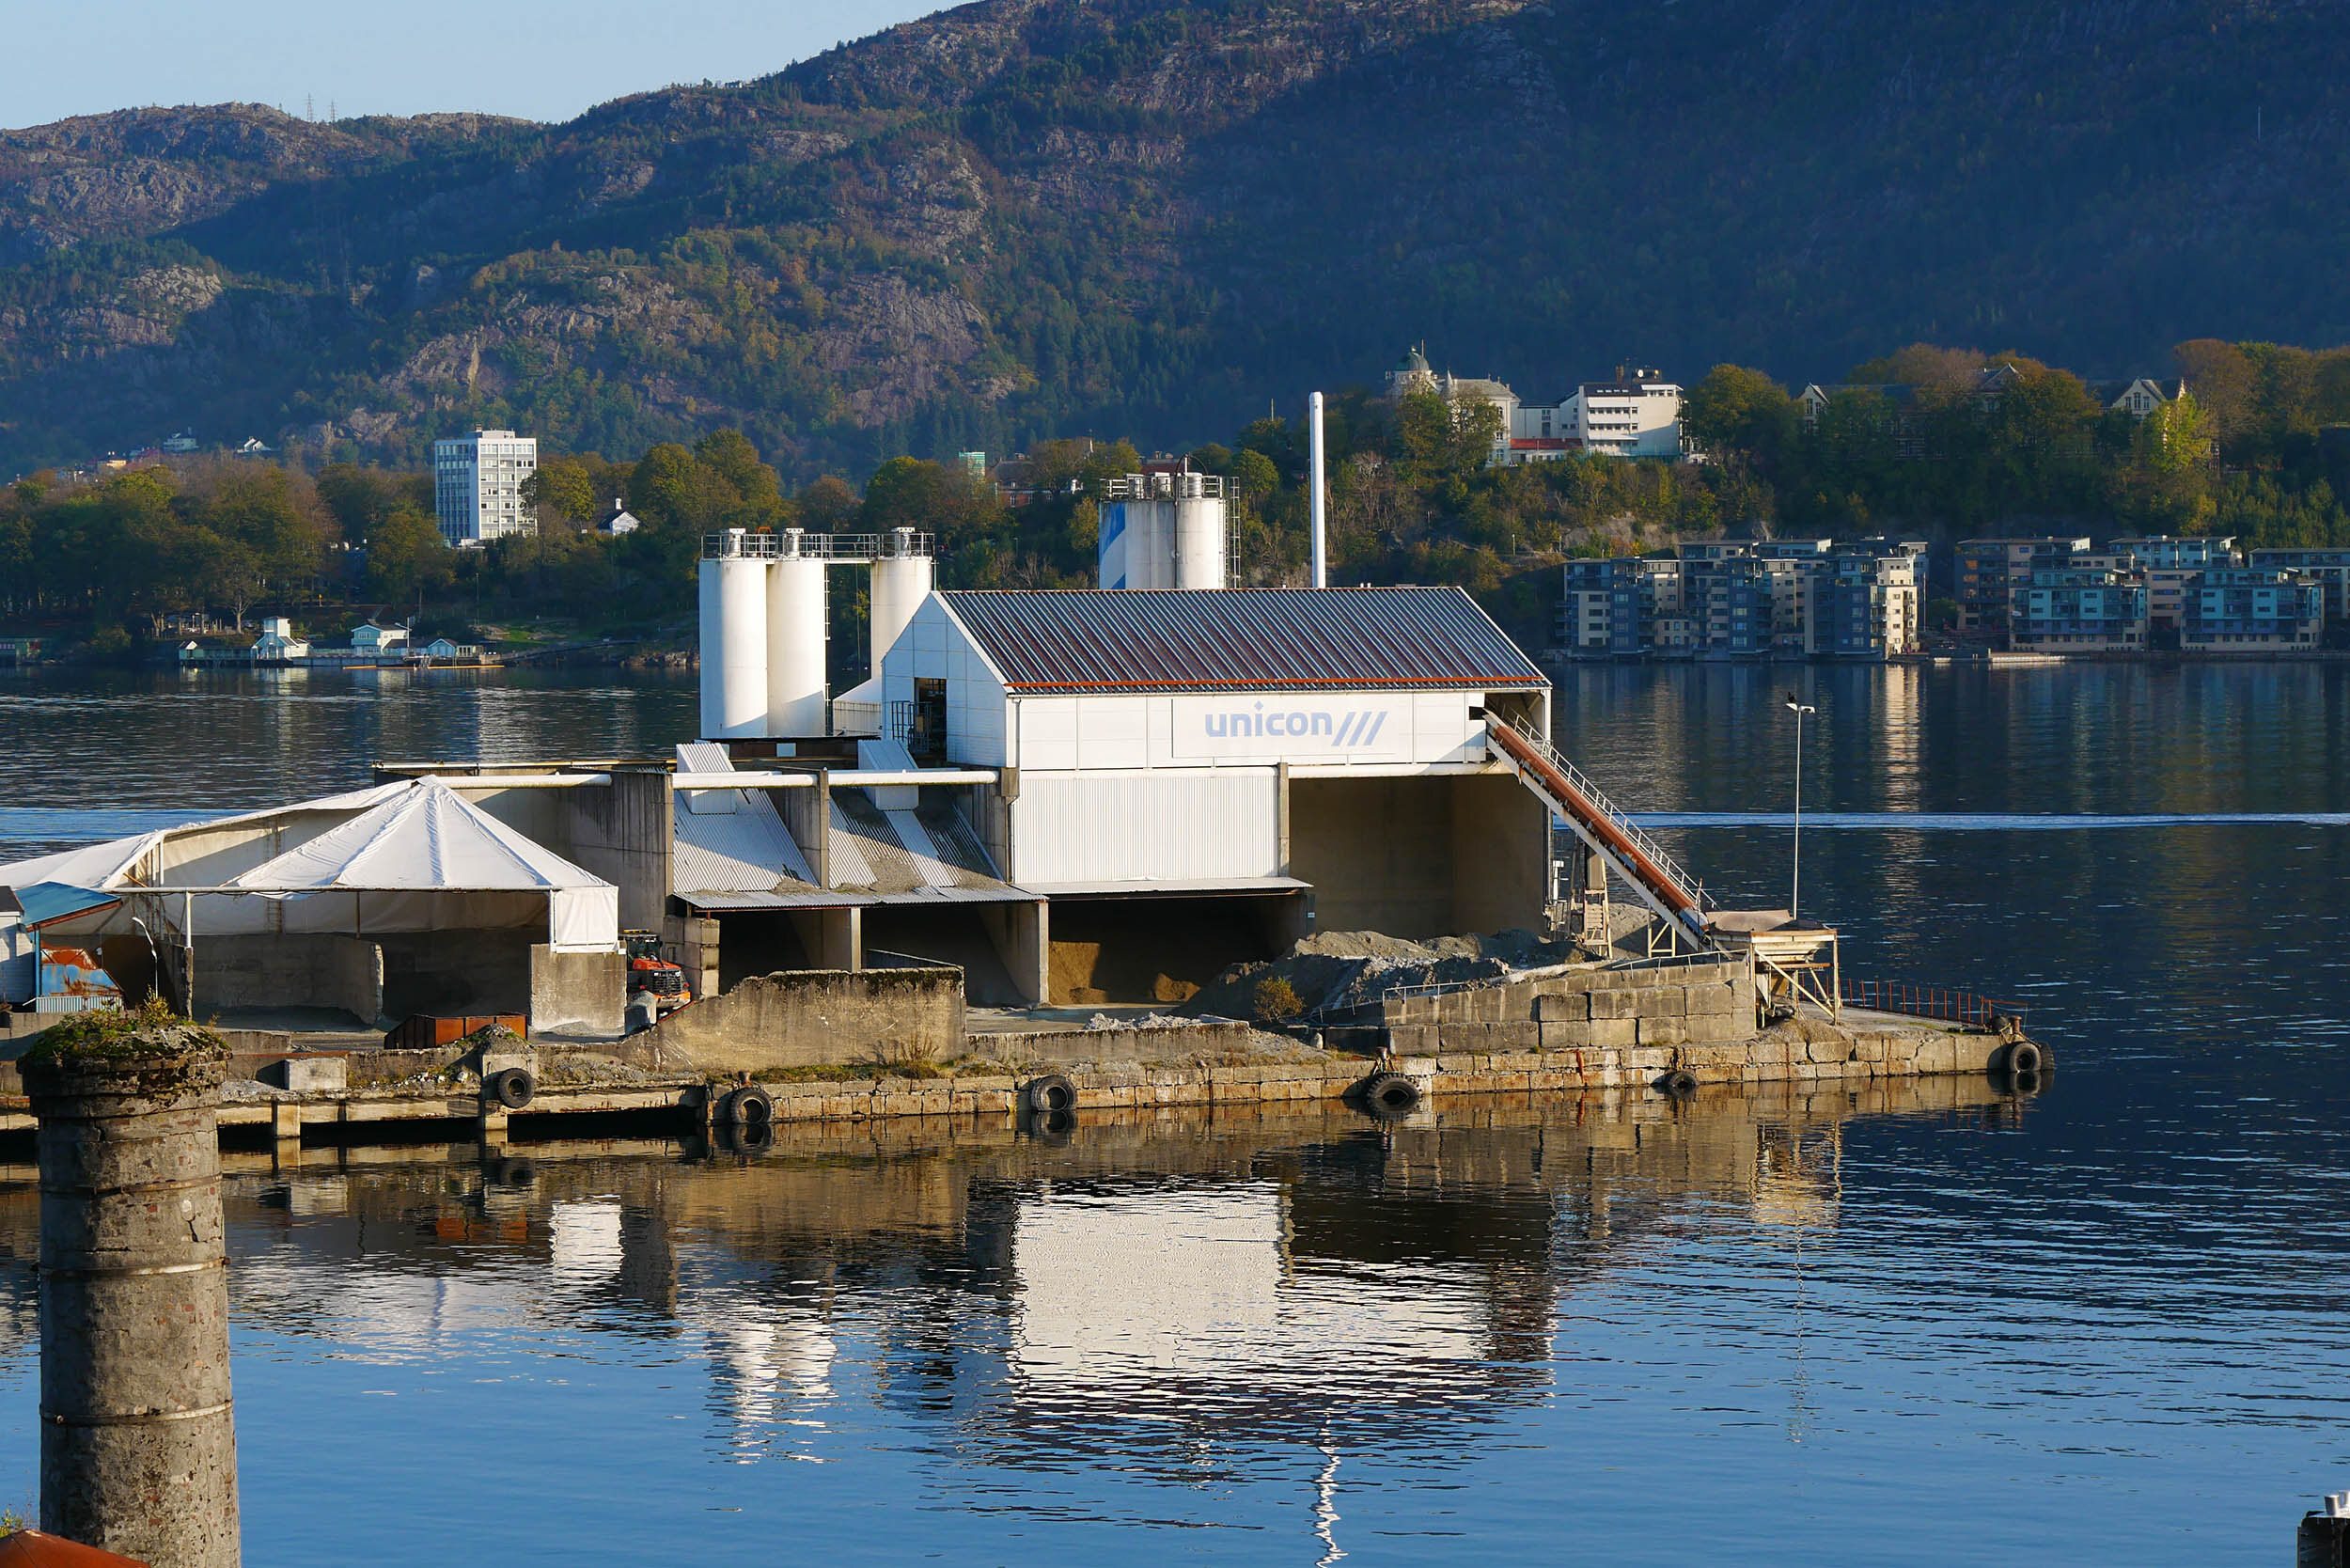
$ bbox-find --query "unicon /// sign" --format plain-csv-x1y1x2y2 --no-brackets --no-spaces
1170,696,1410,760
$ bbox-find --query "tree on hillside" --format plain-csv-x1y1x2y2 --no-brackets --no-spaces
859,457,1004,543
367,509,454,602
1847,344,1986,406
318,464,431,545
1682,365,1799,467
2173,339,2258,447
795,476,861,531
693,429,784,525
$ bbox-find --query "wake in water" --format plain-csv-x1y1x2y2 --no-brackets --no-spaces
1630,811,2350,829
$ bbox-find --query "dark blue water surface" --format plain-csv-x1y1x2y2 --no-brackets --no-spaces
0,661,2344,1565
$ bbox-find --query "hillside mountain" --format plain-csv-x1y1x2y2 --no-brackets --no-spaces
4,0,2349,479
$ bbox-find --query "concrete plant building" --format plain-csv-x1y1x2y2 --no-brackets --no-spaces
433,429,539,546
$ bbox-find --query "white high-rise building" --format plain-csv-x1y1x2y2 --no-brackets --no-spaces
432,430,538,546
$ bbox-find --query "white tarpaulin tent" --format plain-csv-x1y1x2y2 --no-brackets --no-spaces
0,778,619,952
206,779,619,950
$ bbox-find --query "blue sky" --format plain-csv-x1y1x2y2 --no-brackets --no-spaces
5,0,952,131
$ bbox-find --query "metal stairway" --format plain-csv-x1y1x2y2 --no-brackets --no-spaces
1487,716,1718,953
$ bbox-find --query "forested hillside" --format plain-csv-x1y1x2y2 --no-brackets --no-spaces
5,0,2350,479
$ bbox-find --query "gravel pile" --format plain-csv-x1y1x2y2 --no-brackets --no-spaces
1184,929,1575,1022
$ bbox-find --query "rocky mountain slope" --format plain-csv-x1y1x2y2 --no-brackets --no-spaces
3,0,2348,477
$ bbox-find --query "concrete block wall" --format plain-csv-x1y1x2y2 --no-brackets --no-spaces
628,966,964,1075
1381,958,1757,1057
529,945,626,1037
193,935,382,1024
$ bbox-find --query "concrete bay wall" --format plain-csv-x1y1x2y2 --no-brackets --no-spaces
626,967,965,1075
194,935,382,1024
1373,956,1758,1058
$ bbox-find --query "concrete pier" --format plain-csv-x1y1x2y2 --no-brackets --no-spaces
21,1007,240,1568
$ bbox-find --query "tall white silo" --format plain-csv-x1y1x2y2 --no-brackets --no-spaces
698,535,770,740
870,529,933,673
766,530,829,736
1173,479,1228,590
1110,499,1178,588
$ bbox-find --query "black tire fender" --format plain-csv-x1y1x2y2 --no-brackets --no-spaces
719,1084,774,1128
488,1067,536,1110
1024,1074,1076,1114
1658,1069,1699,1098
2003,1041,2044,1077
1360,1072,1421,1119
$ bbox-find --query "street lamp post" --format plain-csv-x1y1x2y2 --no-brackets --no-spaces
1784,692,1816,919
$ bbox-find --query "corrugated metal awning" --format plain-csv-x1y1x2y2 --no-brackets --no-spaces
1020,876,1310,898
937,588,1547,694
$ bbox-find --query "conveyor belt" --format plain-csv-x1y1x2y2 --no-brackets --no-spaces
1487,719,1716,952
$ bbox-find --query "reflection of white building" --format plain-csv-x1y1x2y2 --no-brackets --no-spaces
1010,1184,1504,1398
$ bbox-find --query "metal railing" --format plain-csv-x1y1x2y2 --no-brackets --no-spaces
702,529,935,561
1840,980,2026,1030
1104,472,1226,500
1494,716,1714,915
1606,949,1747,975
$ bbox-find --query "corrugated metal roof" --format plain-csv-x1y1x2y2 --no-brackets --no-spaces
936,588,1547,694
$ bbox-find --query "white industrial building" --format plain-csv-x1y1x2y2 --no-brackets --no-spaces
6,476,1682,1034
666,494,1595,1008
433,429,539,546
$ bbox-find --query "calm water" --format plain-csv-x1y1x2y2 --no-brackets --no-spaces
0,661,2345,1564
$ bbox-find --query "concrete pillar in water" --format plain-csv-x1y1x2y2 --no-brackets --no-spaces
22,1008,239,1568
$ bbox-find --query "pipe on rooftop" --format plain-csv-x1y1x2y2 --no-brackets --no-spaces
672,769,1000,790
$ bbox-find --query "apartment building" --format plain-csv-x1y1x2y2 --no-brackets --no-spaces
2248,548,2350,621
2179,569,2323,653
2008,569,2149,651
1559,539,1919,661
1955,537,2092,633
432,429,539,546
1810,552,1922,659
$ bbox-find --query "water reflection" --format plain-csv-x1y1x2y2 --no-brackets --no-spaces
0,1082,2009,1536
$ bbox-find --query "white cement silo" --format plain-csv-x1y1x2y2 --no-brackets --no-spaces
1173,488,1228,590
766,534,829,737
698,539,770,740
870,529,933,672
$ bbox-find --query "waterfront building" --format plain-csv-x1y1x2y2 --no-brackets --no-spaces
252,618,309,662
1683,555,1782,658
2248,547,2350,621
432,429,539,546
2178,568,2323,653
1560,555,1684,658
2109,535,2237,571
1558,540,1919,661
352,622,410,652
1955,537,2092,634
2008,568,2148,651
1561,558,1623,656
1808,551,1921,659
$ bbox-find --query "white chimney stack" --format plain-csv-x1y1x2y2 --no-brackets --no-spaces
1309,390,1327,588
